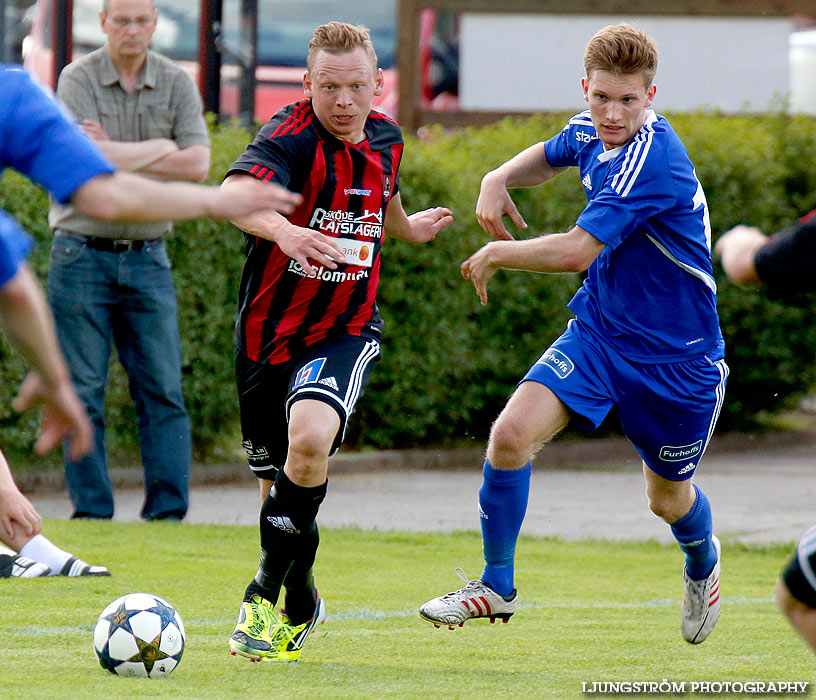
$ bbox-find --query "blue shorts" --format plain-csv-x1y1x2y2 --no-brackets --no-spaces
522,320,728,481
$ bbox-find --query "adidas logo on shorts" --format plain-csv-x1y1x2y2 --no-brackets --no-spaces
319,376,339,391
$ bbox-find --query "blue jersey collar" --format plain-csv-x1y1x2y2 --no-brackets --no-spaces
596,110,658,163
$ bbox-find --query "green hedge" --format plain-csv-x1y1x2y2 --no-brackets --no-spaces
2,111,816,457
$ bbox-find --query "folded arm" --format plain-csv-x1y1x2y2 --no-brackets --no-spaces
80,120,210,182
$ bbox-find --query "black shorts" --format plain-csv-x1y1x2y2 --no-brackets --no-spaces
781,525,816,608
236,334,381,480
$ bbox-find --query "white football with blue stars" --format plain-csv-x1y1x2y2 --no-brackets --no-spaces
93,593,185,678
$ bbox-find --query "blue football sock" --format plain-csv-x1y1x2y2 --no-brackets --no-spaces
670,484,717,580
479,459,531,596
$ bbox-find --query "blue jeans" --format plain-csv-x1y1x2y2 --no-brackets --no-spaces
47,232,190,519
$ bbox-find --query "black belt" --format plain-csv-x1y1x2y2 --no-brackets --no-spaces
56,231,160,253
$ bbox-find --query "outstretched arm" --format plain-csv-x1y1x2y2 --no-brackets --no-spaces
384,193,453,243
462,225,604,306
0,265,91,460
222,173,346,274
476,143,567,240
73,171,301,224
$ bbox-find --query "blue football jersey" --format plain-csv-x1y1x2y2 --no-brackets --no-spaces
544,110,724,363
0,65,113,287
0,212,31,288
0,65,114,204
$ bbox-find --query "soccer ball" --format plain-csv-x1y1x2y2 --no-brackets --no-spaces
93,593,185,678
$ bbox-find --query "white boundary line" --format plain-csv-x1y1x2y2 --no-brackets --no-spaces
9,597,775,635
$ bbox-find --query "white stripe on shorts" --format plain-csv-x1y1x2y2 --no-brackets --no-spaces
287,337,380,422
344,338,380,414
797,524,816,593
701,357,729,458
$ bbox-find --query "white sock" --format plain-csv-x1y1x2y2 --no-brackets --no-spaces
18,535,71,576
0,544,15,556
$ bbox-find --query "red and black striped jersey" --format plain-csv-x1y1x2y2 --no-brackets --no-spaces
227,99,403,365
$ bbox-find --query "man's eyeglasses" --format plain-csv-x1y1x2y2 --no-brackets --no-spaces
109,15,155,28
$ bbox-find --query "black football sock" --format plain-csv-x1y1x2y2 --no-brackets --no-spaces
245,471,326,605
283,520,321,625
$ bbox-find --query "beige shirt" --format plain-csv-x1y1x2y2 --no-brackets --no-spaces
48,47,209,239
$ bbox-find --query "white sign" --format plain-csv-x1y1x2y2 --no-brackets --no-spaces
460,15,792,113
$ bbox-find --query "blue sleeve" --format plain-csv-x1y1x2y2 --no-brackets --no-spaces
1,67,115,204
544,113,599,168
543,125,578,169
0,212,33,289
577,143,676,249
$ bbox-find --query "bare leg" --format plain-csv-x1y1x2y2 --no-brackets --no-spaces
258,478,273,503
642,462,696,523
776,579,816,653
486,381,570,469
283,400,339,486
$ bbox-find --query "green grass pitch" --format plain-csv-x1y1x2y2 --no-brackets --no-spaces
1,520,813,699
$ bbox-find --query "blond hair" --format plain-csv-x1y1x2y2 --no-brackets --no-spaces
583,24,658,88
307,22,378,73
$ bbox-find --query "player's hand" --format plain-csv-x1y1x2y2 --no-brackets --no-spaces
476,171,526,241
12,372,92,461
406,207,454,243
714,225,766,285
209,180,303,220
274,223,347,275
461,241,501,306
0,485,41,543
79,119,110,142
714,225,765,257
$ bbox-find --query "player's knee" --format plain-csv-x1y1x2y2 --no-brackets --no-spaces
646,490,682,522
288,423,334,463
645,477,696,522
285,430,333,486
288,399,340,450
487,416,533,466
